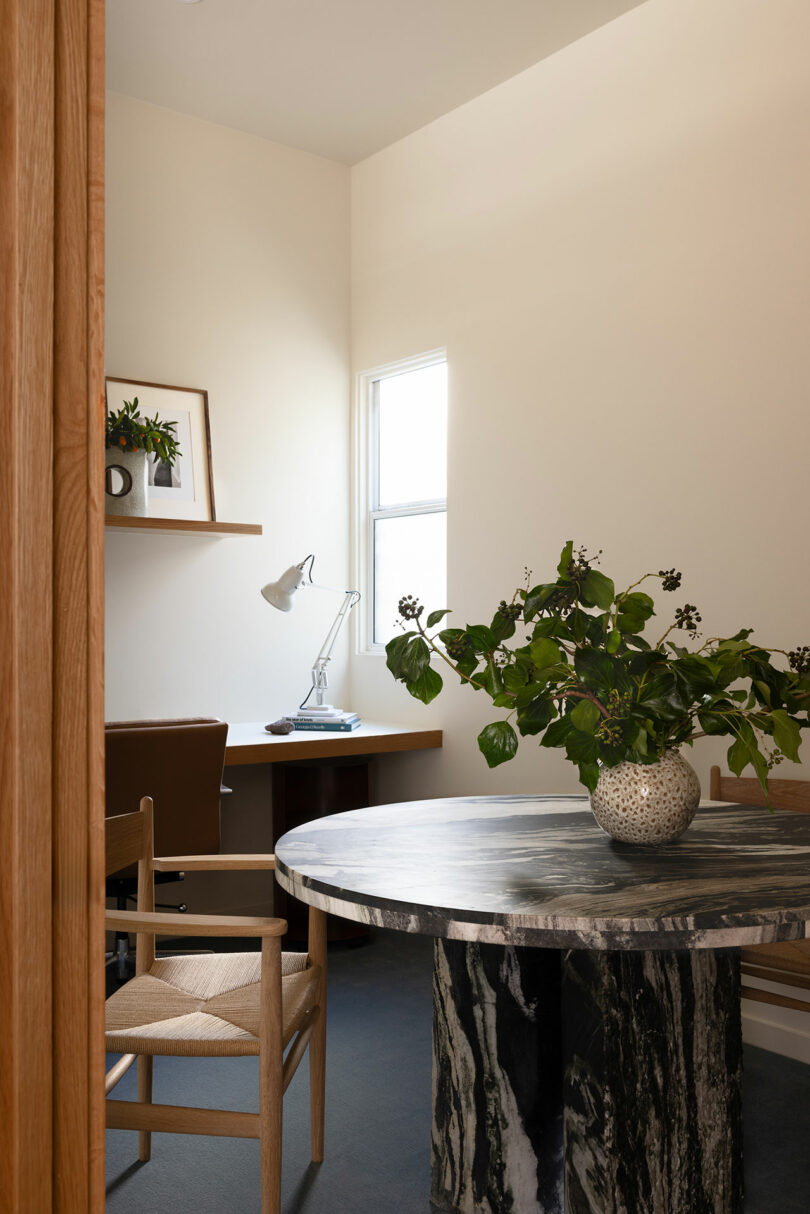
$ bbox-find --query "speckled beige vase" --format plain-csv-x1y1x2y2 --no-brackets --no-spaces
590,751,700,844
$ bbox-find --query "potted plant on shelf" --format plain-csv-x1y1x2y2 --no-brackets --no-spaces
386,542,810,843
104,398,181,517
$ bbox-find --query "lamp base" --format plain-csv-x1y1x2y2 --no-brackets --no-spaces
287,706,356,722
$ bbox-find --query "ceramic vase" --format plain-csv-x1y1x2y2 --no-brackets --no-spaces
105,447,147,517
590,750,700,844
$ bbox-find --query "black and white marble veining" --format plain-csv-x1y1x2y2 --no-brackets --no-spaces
561,948,743,1214
275,796,810,949
431,940,563,1214
275,797,767,1214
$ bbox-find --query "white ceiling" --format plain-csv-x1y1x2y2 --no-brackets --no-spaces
106,0,646,165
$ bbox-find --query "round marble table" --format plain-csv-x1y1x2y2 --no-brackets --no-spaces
275,795,810,1214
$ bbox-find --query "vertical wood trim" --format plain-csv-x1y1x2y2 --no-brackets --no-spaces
0,1,56,1211
86,1,106,1205
52,0,105,1209
1,1,105,1210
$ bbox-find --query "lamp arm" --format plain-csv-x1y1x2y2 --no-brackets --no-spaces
310,590,361,702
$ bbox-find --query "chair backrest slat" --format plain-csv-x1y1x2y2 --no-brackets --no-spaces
106,809,146,876
710,767,810,814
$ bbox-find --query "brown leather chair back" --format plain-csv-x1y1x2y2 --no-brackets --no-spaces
105,717,228,859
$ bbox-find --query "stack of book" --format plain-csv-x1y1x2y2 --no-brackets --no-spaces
283,709,361,732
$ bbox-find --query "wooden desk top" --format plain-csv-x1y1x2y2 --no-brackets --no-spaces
224,720,442,766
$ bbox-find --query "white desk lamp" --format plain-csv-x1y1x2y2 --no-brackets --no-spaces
261,554,360,716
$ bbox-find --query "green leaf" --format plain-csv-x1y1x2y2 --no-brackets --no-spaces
465,624,496,653
581,569,615,610
385,632,416,678
565,729,599,765
503,663,529,692
530,637,561,670
477,721,519,768
406,666,443,704
491,611,517,644
570,699,602,733
573,648,614,692
400,636,431,682
577,761,600,793
697,709,729,736
540,717,572,748
754,680,772,705
477,659,505,698
426,609,450,629
557,541,574,577
516,698,556,737
770,709,802,762
606,629,622,654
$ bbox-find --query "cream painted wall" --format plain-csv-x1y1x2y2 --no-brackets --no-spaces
350,0,810,807
105,93,350,725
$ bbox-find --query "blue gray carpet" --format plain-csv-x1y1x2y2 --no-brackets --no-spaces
106,930,810,1213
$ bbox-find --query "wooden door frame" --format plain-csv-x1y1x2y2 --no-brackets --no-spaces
1,1,106,1210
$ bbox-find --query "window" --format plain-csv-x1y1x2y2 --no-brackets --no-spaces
356,351,447,651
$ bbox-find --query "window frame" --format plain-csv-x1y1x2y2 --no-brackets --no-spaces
354,348,447,655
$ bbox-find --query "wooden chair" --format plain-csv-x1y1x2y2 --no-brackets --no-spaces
710,766,810,1014
105,797,326,1214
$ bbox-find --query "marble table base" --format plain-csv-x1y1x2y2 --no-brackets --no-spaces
431,941,743,1214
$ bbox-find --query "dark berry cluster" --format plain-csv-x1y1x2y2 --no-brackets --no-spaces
565,545,602,582
596,720,621,745
674,604,702,633
493,650,509,668
606,688,633,716
765,747,785,771
658,568,682,592
397,594,423,621
788,645,810,674
444,635,469,661
496,600,522,623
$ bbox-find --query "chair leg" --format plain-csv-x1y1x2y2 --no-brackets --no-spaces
138,1055,153,1162
260,935,283,1214
309,1006,326,1163
309,906,327,1163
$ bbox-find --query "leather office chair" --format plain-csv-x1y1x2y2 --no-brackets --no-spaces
106,717,229,979
710,766,810,1013
104,796,326,1214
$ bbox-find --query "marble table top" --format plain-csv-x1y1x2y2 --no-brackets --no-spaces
274,795,810,950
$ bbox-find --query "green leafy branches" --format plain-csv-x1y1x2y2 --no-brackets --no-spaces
105,398,181,467
384,541,810,799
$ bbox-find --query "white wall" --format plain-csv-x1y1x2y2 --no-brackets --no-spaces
350,0,810,806
105,93,350,724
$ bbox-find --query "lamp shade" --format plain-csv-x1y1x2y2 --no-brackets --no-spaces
260,562,308,611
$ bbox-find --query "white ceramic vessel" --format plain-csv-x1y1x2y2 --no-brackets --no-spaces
589,750,700,844
105,447,147,516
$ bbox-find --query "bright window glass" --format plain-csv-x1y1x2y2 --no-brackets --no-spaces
378,363,447,507
373,512,447,645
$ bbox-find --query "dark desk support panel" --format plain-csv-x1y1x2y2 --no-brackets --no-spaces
272,758,372,940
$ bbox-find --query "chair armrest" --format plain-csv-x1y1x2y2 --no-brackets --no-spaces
152,854,276,872
105,909,286,938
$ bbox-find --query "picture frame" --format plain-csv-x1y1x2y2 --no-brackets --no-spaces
105,377,216,521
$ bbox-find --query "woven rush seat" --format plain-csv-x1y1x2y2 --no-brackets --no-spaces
106,950,319,1057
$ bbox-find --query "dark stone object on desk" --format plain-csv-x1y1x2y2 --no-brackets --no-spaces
265,719,294,735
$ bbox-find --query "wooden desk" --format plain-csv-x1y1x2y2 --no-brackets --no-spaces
224,720,442,765
225,721,442,938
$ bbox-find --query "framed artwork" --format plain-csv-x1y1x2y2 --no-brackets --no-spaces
105,377,216,521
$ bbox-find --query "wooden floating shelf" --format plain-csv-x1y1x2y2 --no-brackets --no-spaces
105,516,262,537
